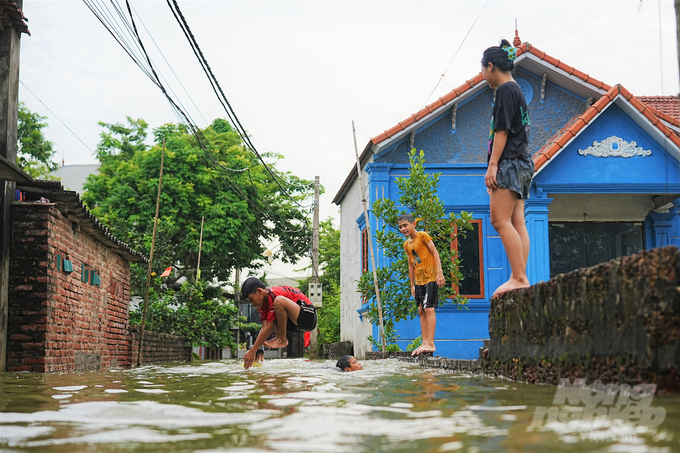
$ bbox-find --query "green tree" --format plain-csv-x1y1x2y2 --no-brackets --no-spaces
358,149,473,350
82,117,312,295
130,281,239,349
17,102,59,179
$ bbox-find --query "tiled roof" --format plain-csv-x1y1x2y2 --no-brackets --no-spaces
369,42,612,146
637,96,680,127
16,180,147,263
533,84,680,171
0,0,30,35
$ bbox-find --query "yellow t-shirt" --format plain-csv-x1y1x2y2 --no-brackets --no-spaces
404,231,437,286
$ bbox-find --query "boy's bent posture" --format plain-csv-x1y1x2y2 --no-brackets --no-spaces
398,214,445,357
241,277,317,370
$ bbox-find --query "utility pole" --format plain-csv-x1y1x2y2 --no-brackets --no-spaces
676,0,680,97
0,0,29,372
309,176,320,358
352,121,387,355
196,216,204,282
137,140,165,366
234,267,240,359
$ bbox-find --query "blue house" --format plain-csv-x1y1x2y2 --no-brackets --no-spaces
332,37,680,360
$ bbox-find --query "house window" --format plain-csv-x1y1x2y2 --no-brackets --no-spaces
549,222,644,277
451,220,484,298
361,228,369,273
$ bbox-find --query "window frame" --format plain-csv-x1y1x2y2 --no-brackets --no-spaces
361,228,369,273
450,219,485,299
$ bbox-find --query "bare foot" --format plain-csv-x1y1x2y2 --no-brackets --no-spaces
492,278,530,297
419,344,436,354
411,345,423,357
264,337,289,349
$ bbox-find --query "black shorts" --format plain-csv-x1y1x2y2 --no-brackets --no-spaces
415,281,439,309
495,158,534,200
287,301,317,333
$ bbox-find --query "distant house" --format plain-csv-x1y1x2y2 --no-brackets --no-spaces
50,164,100,193
333,36,680,359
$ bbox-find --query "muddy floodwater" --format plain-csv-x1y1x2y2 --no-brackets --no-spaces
1,358,680,452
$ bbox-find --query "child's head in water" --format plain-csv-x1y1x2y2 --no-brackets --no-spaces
336,355,363,372
255,349,264,362
481,39,515,88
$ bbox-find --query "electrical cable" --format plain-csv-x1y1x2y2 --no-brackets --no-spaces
164,0,307,209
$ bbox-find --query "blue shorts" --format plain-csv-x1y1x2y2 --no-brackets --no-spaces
495,158,534,200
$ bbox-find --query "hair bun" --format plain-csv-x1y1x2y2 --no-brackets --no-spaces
499,38,512,48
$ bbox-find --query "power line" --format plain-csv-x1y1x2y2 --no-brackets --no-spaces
83,0,313,244
378,0,490,165
164,0,307,209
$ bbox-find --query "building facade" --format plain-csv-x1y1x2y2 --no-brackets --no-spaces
333,39,680,359
7,181,147,372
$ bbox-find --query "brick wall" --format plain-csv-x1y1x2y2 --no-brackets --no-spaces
129,327,192,364
8,203,132,372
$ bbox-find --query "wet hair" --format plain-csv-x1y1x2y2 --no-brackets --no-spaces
336,355,353,371
241,276,266,298
255,349,264,358
397,213,414,224
481,39,515,73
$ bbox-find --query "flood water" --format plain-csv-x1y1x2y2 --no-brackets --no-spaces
1,358,679,452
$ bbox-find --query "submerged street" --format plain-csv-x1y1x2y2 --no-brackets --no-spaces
1,359,680,452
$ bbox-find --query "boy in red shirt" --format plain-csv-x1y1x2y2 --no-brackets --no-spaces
241,277,317,369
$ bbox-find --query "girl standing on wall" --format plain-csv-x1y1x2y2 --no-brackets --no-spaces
481,39,534,296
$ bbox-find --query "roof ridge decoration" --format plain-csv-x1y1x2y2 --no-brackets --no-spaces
0,0,30,35
533,84,680,172
578,136,652,158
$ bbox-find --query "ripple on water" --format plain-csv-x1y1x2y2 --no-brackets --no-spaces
2,358,679,452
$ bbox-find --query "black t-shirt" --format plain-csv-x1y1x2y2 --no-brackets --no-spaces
487,81,531,163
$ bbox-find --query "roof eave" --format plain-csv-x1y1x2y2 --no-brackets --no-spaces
332,141,376,205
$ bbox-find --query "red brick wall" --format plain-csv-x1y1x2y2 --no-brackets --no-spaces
8,203,132,372
129,327,192,364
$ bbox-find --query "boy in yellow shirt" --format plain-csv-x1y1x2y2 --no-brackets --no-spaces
398,214,445,357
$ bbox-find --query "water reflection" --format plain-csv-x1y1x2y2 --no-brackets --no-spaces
0,358,679,452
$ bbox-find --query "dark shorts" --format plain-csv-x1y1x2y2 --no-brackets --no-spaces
287,301,317,333
496,158,534,200
415,281,439,309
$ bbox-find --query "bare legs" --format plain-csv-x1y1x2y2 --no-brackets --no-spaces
263,297,301,349
412,306,436,356
490,188,530,296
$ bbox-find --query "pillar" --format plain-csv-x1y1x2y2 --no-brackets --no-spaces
0,2,24,372
525,197,553,284
646,199,680,249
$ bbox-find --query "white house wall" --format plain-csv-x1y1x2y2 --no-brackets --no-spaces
339,157,373,359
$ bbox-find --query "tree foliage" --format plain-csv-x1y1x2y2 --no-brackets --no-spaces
82,117,312,295
17,102,59,179
130,281,238,348
358,149,473,349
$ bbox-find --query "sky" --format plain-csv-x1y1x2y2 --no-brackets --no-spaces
17,0,680,280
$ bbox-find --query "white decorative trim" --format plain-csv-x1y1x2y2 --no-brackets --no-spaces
578,136,652,158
